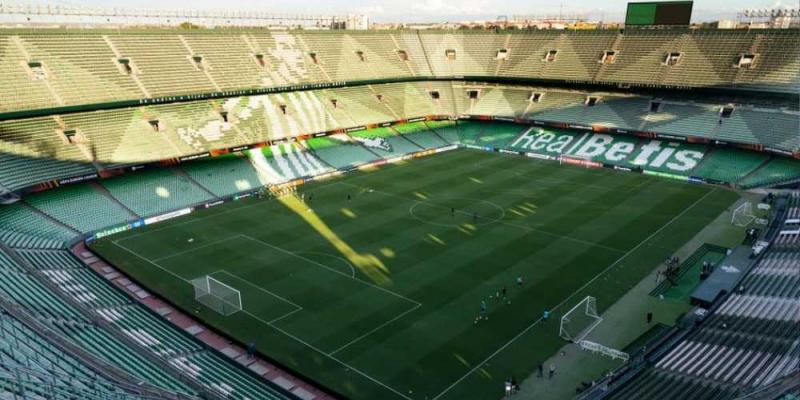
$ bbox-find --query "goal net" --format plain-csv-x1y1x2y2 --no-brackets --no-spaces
732,202,756,227
559,296,602,342
191,275,242,316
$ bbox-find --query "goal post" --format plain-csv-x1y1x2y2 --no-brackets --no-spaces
192,275,242,316
559,296,602,342
731,202,756,227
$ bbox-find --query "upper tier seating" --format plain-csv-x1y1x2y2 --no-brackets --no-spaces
0,29,797,116
0,116,96,190
105,34,217,97
1,79,797,193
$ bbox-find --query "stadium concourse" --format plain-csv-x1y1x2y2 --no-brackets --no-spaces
0,26,796,400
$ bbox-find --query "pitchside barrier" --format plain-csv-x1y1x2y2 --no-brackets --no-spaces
192,275,242,316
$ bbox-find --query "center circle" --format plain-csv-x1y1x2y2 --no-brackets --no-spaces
409,197,505,227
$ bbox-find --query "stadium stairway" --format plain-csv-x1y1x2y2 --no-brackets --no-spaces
173,167,220,201
181,156,263,198
0,311,179,400
73,241,332,400
606,194,800,400
247,148,287,185
1,238,306,400
425,120,461,144
692,147,770,185
25,184,138,234
738,157,800,189
392,122,449,149
303,136,380,169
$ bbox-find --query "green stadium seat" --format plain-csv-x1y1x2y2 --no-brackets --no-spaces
393,122,448,148
181,155,262,197
693,148,769,183
0,203,75,245
738,157,800,189
26,184,135,233
305,136,379,168
101,168,214,217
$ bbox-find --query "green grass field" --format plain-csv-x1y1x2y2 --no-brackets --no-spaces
91,149,739,400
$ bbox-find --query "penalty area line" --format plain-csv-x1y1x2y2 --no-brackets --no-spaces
431,188,717,400
112,238,416,399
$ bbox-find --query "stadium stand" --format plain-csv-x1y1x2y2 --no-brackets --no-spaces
739,157,800,189
607,193,800,400
101,168,214,216
18,33,147,106
180,33,272,91
105,33,217,97
348,126,423,157
0,311,159,400
455,121,486,145
0,80,797,194
393,122,449,149
304,136,380,168
181,155,263,198
0,203,75,245
693,148,769,184
25,184,136,233
0,116,96,190
471,121,527,149
13,248,296,400
424,120,461,144
0,26,797,400
0,29,796,118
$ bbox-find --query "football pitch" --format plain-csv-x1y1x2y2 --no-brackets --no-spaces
91,149,739,400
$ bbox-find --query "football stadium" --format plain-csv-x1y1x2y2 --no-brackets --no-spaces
0,1,798,400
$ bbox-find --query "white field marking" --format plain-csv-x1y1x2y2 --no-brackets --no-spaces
240,308,416,400
407,198,506,228
214,268,303,309
329,303,422,356
114,201,268,243
111,236,418,399
467,158,652,192
150,235,244,262
239,234,421,307
294,251,356,278
339,182,627,254
112,239,189,283
266,307,305,324
113,149,462,243
431,187,718,400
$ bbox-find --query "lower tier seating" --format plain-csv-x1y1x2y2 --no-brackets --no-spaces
305,136,380,168
181,155,262,198
738,157,800,189
26,184,135,234
693,148,769,183
101,168,214,216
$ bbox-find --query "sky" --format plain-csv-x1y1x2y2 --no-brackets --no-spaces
13,0,793,22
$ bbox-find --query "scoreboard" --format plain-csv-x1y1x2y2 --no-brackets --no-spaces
625,1,693,26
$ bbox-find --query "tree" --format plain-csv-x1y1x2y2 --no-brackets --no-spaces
180,21,201,30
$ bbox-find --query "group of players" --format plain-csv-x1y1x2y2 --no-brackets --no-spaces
475,276,524,324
